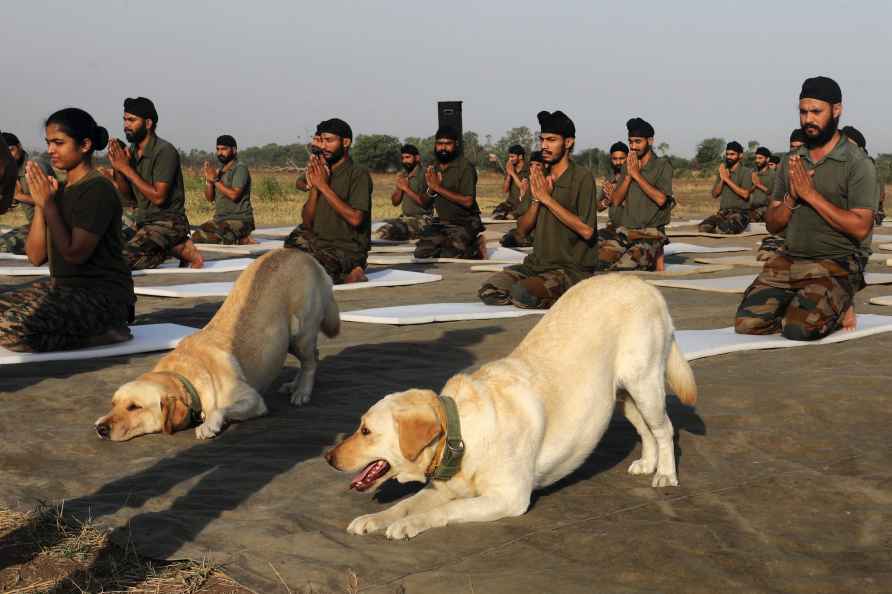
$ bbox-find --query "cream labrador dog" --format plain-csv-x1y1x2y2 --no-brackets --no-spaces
326,274,697,539
95,249,340,441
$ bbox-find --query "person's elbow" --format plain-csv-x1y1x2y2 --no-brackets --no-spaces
347,211,365,228
579,225,594,242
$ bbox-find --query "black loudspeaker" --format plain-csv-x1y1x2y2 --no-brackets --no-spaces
437,101,463,140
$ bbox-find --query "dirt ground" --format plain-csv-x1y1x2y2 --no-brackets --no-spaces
1,223,892,593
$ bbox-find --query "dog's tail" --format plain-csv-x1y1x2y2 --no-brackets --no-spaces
321,283,341,338
666,336,697,406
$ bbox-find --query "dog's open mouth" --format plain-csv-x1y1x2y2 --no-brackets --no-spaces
350,460,390,492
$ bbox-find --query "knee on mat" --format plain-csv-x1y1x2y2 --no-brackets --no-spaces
509,280,548,309
780,320,827,342
734,314,775,335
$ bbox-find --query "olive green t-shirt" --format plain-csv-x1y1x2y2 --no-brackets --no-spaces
313,157,372,257
716,163,754,211
749,167,776,209
617,156,673,228
399,164,432,217
520,161,599,282
432,157,481,226
50,171,135,304
214,160,254,223
773,135,878,259
598,172,625,227
127,135,187,224
506,164,529,208
15,153,55,224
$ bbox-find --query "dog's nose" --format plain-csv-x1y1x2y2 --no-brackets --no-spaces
96,423,110,439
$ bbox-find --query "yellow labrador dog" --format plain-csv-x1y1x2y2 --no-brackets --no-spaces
326,274,696,539
96,249,340,441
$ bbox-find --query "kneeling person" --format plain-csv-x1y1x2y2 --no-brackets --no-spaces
192,135,255,245
698,141,753,234
748,147,775,222
376,144,432,241
479,110,597,309
284,118,371,284
500,150,544,248
598,118,672,271
491,144,528,220
0,132,56,254
736,77,877,341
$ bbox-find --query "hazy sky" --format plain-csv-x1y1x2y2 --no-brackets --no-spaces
5,0,889,157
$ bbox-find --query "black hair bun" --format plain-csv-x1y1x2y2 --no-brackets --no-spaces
93,126,109,151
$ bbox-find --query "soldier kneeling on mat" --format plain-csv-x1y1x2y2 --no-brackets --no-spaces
698,141,754,234
375,144,432,241
192,134,256,245
499,150,545,249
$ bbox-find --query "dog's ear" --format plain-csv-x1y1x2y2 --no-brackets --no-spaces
395,403,443,462
160,396,189,435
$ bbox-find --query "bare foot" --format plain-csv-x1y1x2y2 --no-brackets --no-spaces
655,253,666,272
238,235,259,245
173,240,205,269
477,234,488,260
343,266,368,284
841,306,856,331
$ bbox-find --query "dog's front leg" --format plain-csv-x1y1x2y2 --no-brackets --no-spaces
348,486,453,536
281,332,319,406
196,386,267,440
385,489,530,540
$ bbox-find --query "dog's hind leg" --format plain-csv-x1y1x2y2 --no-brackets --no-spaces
196,385,267,440
284,329,319,407
626,375,678,488
623,397,658,476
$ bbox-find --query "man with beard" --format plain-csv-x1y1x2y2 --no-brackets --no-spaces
491,144,528,220
748,147,775,222
107,97,203,269
841,125,885,226
295,132,323,192
375,144,432,241
757,130,807,260
478,110,597,308
698,141,754,234
191,135,255,245
598,119,673,271
500,150,544,248
736,76,877,340
597,141,629,224
0,133,56,254
284,118,371,284
413,125,485,259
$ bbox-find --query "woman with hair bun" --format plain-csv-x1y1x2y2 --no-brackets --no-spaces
0,108,135,352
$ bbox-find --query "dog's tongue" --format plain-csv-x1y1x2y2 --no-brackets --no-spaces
350,460,390,492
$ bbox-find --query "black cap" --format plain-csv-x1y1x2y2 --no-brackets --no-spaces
755,146,771,158
726,141,744,154
609,141,629,155
799,76,842,104
626,117,655,138
400,144,419,156
216,134,237,148
124,97,158,123
537,110,575,138
316,118,353,140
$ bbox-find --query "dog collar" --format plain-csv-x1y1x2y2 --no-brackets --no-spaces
159,371,203,425
427,395,464,482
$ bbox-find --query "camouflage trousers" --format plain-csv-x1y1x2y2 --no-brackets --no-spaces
734,253,864,341
283,226,366,284
499,228,534,248
191,218,255,245
414,220,485,259
698,209,750,234
749,206,768,222
121,207,138,242
757,233,786,261
375,214,432,241
0,279,132,352
490,200,520,221
597,226,667,271
125,216,190,270
0,224,28,254
478,264,575,309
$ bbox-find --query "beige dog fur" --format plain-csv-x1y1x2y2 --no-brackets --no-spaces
95,249,340,441
327,274,697,539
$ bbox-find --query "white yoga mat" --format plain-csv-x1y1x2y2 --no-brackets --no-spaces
668,228,767,238
341,302,547,325
133,269,443,298
664,242,750,256
651,272,892,294
869,296,892,306
666,219,707,228
879,243,892,251
0,323,194,365
677,314,892,361
0,253,29,261
0,258,256,277
195,240,281,255
367,246,527,266
693,255,764,267
468,263,732,276
252,226,295,238
369,244,417,254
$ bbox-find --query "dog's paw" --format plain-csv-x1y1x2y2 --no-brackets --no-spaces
651,473,679,488
347,513,391,536
385,515,432,540
195,422,220,440
290,390,312,407
628,458,657,475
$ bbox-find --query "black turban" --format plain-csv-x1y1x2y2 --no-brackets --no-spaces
790,128,806,143
537,110,575,138
124,97,158,123
755,146,771,158
769,155,781,165
216,134,237,148
1,132,20,146
508,144,525,156
799,76,842,104
841,125,866,149
609,141,629,155
529,150,544,164
626,117,654,138
434,124,460,141
726,141,744,154
316,118,353,140
400,144,419,156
